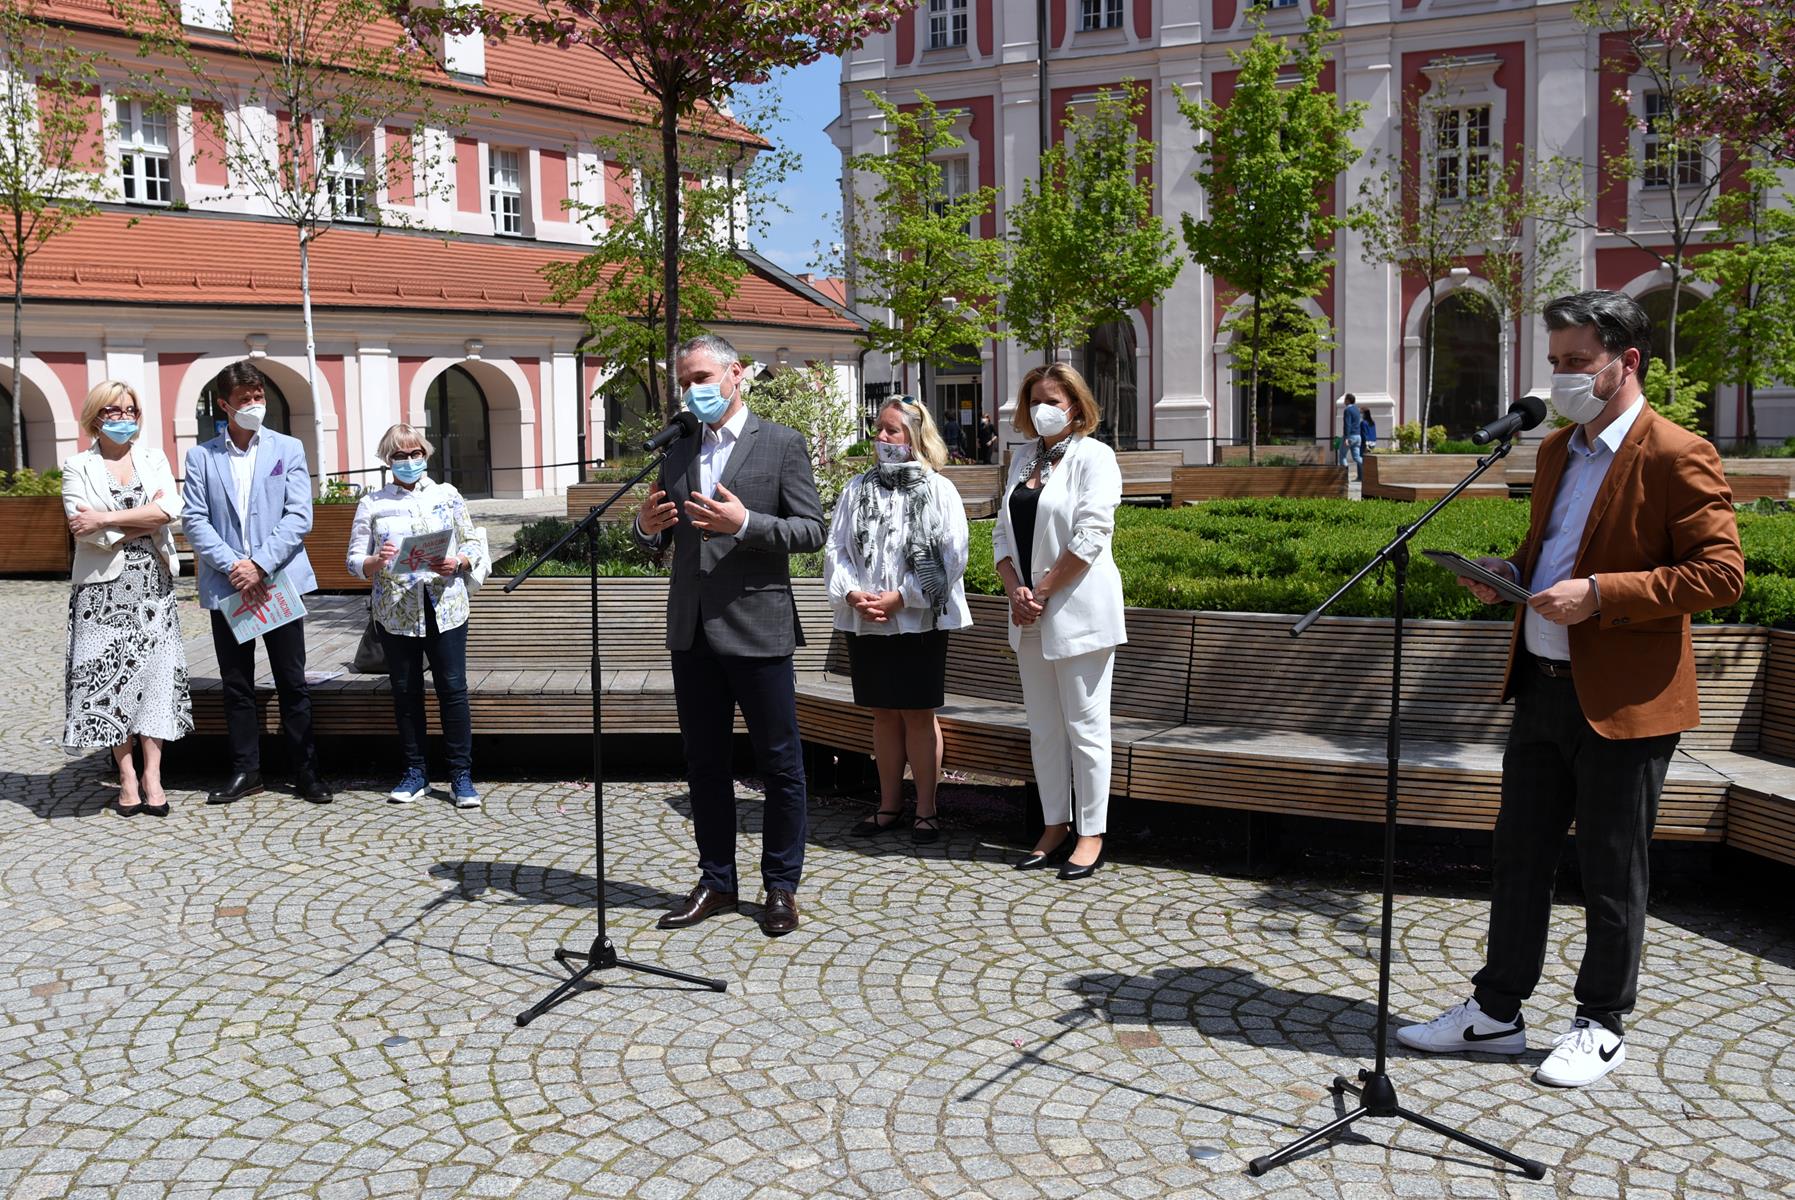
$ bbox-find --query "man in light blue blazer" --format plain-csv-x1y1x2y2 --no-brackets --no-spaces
182,361,331,805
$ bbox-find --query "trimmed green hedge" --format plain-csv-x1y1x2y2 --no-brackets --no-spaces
966,500,1795,626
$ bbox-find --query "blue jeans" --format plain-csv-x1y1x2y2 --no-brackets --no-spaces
1340,434,1363,475
378,600,472,777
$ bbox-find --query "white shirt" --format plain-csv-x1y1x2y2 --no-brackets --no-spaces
1522,397,1645,660
697,404,751,535
225,428,262,548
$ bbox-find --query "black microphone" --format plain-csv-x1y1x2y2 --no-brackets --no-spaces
644,411,701,452
1471,395,1547,445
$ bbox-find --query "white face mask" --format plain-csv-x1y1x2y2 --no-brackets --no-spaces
874,441,913,465
1031,404,1071,439
232,403,267,432
1549,356,1622,425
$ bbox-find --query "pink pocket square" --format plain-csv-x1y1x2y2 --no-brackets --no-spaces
269,459,286,477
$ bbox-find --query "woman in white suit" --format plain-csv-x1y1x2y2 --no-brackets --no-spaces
61,381,191,816
992,364,1126,879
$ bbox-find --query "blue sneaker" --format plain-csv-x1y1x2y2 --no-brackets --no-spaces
389,767,429,804
450,772,481,810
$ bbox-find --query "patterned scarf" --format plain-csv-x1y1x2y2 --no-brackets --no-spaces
1027,436,1072,485
851,463,949,618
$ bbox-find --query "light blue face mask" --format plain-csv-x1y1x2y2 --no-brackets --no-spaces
100,420,139,445
391,458,427,484
684,382,731,425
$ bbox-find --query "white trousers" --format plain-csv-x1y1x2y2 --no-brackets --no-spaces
1015,632,1115,835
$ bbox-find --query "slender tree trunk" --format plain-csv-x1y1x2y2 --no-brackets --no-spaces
1420,280,1438,453
1248,295,1262,465
11,239,23,473
299,231,325,490
1665,259,1682,409
661,98,681,420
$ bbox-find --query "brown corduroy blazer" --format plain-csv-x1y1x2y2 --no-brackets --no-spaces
1500,403,1744,740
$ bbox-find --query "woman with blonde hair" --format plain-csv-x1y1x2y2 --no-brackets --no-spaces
61,381,191,815
347,423,487,808
992,364,1126,879
825,395,972,844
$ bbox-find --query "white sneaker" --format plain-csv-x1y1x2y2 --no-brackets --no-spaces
1395,997,1527,1055
1534,1017,1624,1087
389,768,429,804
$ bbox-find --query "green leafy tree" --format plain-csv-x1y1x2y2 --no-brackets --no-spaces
1217,294,1336,433
1469,156,1583,408
1684,167,1795,445
119,0,468,480
1616,0,1795,163
1006,82,1181,366
746,361,858,513
847,92,1004,418
1642,355,1707,435
0,0,108,470
1177,1,1363,462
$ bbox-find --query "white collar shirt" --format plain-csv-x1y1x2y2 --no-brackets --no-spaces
224,428,262,547
698,404,752,535
1523,397,1646,661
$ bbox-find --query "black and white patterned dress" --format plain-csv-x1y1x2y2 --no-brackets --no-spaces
62,477,193,748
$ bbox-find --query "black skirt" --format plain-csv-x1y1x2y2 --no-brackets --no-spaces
847,629,949,710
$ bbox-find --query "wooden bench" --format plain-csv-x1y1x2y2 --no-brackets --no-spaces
1171,466,1349,502
187,577,834,738
937,465,1003,519
566,478,649,522
1218,444,1329,465
1362,454,1510,501
1720,458,1795,498
0,496,73,575
1726,474,1789,503
1116,450,1187,503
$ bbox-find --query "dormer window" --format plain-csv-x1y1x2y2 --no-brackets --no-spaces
489,148,522,235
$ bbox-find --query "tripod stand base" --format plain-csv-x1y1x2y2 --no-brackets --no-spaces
514,937,729,1027
1246,1069,1547,1180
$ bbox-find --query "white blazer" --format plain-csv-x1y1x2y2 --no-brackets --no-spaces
62,444,182,586
991,434,1127,660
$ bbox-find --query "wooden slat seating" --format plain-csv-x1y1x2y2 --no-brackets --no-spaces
1502,441,1540,493
1706,629,1795,865
1219,443,1328,465
0,496,74,575
1725,474,1789,503
1171,466,1349,502
188,577,835,738
937,465,1002,519
1719,458,1795,498
1116,450,1187,502
1362,454,1511,501
566,479,650,522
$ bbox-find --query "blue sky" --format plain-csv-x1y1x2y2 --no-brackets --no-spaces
738,56,844,277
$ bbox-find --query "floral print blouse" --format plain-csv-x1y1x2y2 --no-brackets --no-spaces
346,478,487,637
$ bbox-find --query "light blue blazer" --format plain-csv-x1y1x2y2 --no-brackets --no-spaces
182,428,318,610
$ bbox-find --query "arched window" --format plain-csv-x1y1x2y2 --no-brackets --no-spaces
1424,292,1501,438
1638,287,1713,436
603,367,655,461
198,370,292,440
426,365,492,498
1080,319,1139,450
1227,298,1322,444
0,380,22,470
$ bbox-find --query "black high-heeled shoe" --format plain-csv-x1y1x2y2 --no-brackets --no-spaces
1014,830,1075,871
1058,839,1106,881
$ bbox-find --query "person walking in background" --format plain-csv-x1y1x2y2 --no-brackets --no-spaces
348,424,487,810
1361,409,1378,456
633,333,826,937
977,413,998,465
1399,290,1743,1088
826,396,972,846
182,360,332,806
61,381,191,816
941,417,965,461
1339,393,1364,480
993,364,1126,881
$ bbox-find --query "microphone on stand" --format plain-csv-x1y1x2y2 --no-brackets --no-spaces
1471,395,1547,445
644,411,701,452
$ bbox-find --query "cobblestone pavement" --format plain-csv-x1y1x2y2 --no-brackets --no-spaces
3,578,1794,1199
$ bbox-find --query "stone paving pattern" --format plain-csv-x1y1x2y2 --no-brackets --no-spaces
3,578,1794,1199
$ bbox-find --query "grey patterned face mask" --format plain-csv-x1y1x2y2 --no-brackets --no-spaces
1029,437,1071,484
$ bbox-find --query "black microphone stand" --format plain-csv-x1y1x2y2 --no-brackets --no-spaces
1249,437,1546,1180
510,448,727,1028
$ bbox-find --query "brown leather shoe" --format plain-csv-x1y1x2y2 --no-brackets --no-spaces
657,885,738,930
760,888,800,937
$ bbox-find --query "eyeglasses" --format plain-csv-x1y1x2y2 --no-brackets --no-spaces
389,449,427,462
99,406,141,420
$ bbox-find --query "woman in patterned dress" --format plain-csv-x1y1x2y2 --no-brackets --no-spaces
61,381,192,816
347,424,487,809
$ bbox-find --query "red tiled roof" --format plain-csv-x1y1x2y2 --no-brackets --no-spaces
795,274,849,307
45,0,758,144
10,209,862,332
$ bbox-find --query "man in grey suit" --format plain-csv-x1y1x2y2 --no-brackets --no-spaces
634,334,825,936
183,361,332,805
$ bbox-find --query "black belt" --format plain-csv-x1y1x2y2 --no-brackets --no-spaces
1532,656,1573,678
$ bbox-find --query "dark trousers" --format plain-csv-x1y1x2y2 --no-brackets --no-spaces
1472,664,1676,1036
209,610,315,776
670,625,808,895
377,601,471,777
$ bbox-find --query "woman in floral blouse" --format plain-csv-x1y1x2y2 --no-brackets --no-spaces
347,424,487,809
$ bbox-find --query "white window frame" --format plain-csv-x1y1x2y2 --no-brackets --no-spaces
933,154,972,235
117,98,173,206
489,147,523,236
1417,57,1506,209
927,0,967,50
324,137,368,222
1641,89,1708,190
1080,0,1123,31
1430,104,1493,202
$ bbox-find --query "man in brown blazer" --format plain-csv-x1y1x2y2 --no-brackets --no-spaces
1398,290,1743,1088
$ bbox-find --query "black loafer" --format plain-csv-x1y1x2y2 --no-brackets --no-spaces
1014,839,1074,871
297,773,335,804
1059,840,1106,881
207,771,264,805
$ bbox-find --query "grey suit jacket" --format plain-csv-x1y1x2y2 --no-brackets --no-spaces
634,411,825,657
